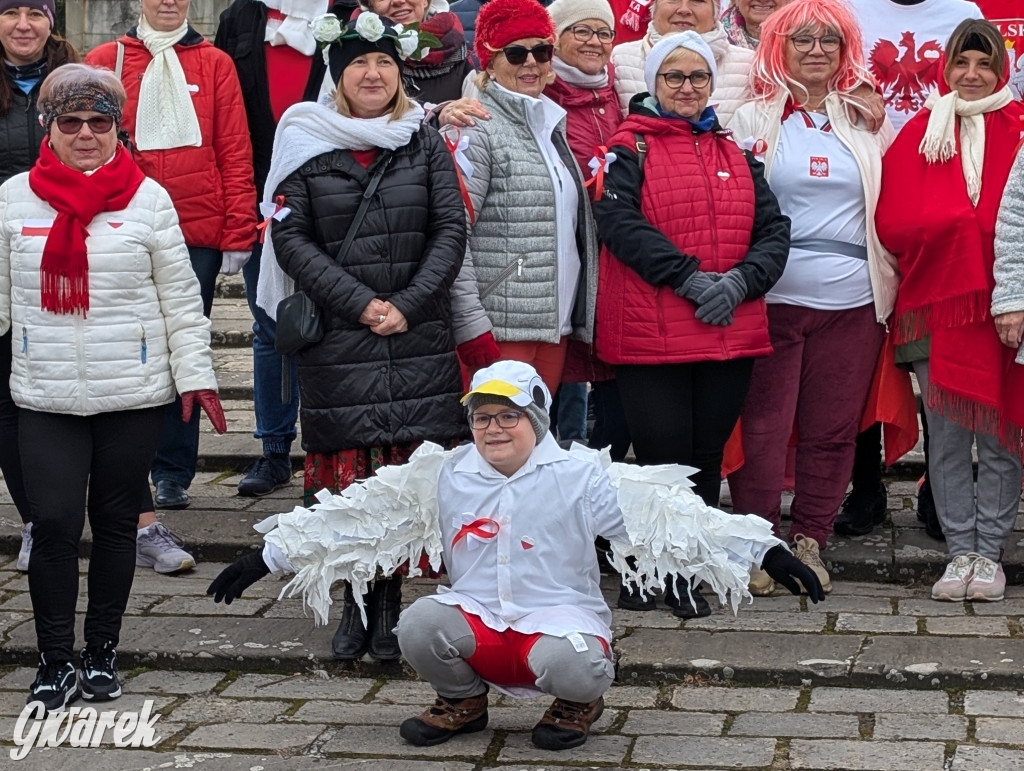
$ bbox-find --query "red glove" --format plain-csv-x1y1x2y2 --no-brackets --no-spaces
456,332,501,370
181,389,227,434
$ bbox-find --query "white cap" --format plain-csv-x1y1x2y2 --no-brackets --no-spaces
644,30,717,97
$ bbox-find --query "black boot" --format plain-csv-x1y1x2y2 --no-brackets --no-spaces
617,556,657,610
332,583,370,660
368,576,403,661
833,481,887,536
664,577,712,619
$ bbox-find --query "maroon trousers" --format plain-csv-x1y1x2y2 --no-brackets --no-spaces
728,303,884,549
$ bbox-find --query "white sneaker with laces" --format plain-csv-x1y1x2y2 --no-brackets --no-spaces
931,554,978,601
966,556,1005,602
136,522,196,574
16,522,32,572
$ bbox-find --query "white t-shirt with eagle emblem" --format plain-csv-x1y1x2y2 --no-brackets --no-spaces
852,0,984,132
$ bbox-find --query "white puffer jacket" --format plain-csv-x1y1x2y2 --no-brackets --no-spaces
0,173,217,415
610,23,754,125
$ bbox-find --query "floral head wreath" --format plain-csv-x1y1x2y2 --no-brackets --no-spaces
310,12,442,67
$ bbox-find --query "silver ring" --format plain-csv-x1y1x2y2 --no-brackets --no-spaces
379,314,386,322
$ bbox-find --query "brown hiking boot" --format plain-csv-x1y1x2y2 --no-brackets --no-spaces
399,690,489,747
531,696,604,750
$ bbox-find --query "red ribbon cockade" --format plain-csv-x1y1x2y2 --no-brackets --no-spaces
452,518,500,548
444,130,476,224
584,145,612,200
256,195,286,244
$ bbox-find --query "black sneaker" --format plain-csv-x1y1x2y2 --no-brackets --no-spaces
28,653,79,711
237,455,292,497
80,641,122,701
833,482,887,536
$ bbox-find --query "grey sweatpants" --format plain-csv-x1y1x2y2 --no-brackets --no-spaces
395,597,615,702
913,360,1022,560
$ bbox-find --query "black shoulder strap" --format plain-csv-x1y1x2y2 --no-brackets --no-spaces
633,133,647,173
335,150,393,263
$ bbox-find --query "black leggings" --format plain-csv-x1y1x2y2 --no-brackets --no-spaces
616,358,755,506
21,406,164,660
0,331,29,521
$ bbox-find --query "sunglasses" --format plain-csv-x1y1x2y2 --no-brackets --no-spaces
54,115,116,135
501,44,555,65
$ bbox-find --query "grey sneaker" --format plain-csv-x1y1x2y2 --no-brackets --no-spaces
931,554,978,601
136,522,196,574
966,556,1005,602
16,523,32,572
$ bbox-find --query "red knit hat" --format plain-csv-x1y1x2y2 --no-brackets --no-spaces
474,0,556,71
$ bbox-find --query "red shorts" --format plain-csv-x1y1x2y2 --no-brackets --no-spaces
459,609,610,688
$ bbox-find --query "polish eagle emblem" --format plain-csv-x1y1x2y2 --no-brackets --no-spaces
869,31,944,116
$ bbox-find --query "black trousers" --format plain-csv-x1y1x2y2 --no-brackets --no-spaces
21,406,164,660
0,331,29,521
616,358,755,507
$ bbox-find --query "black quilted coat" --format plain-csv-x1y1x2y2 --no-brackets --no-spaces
0,82,46,186
272,126,469,453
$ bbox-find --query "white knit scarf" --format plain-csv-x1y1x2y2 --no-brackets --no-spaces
551,56,609,89
645,21,730,66
262,0,327,56
919,85,1013,206
134,16,201,150
257,101,426,317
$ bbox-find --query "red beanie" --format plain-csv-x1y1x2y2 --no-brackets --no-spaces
474,0,556,71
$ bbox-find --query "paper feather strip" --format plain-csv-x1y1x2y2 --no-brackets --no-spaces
256,441,783,625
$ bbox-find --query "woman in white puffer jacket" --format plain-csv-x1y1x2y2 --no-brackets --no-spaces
610,0,753,124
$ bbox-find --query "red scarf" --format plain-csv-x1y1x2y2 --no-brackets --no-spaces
28,138,146,316
417,12,466,68
875,61,1024,450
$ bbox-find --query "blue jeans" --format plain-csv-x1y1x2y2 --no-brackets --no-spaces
150,247,221,488
551,382,588,443
242,239,298,457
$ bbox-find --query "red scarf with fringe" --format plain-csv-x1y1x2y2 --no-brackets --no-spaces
28,139,145,316
875,83,1024,450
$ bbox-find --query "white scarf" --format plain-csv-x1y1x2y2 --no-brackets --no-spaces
645,21,730,66
257,101,426,317
919,85,1013,206
262,0,327,56
551,56,609,89
134,16,202,150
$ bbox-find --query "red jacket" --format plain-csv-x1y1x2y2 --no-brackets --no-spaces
592,104,790,364
545,71,624,177
87,27,257,252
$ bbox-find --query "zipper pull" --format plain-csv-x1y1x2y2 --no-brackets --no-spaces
141,331,147,364
21,326,27,353
517,258,523,276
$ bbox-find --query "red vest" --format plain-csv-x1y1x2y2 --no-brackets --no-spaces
596,115,772,364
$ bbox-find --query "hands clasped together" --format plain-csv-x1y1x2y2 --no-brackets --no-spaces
676,269,749,327
360,298,408,336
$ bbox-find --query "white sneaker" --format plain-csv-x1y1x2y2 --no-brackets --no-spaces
966,556,1005,602
931,554,978,601
136,522,196,574
16,523,32,572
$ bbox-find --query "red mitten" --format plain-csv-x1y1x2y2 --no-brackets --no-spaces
182,389,227,434
456,332,501,370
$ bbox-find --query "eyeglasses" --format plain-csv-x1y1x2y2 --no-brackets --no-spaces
790,34,842,53
658,70,711,89
54,115,115,135
469,411,524,430
567,25,615,43
501,44,555,65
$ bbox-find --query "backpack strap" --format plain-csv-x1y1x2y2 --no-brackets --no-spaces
115,41,125,80
633,132,647,173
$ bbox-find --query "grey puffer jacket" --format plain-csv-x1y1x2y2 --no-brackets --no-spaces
447,83,599,345
993,147,1024,365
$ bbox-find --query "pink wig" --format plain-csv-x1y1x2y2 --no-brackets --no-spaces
749,0,874,104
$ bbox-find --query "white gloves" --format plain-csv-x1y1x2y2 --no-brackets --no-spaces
221,250,251,275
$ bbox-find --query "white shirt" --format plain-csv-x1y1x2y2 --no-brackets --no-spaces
767,110,873,310
851,0,984,131
428,434,628,642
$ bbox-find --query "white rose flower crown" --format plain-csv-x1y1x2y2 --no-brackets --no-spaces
309,12,442,65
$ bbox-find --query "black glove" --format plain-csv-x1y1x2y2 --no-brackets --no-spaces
694,269,747,326
760,544,826,603
207,550,271,604
675,270,721,304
